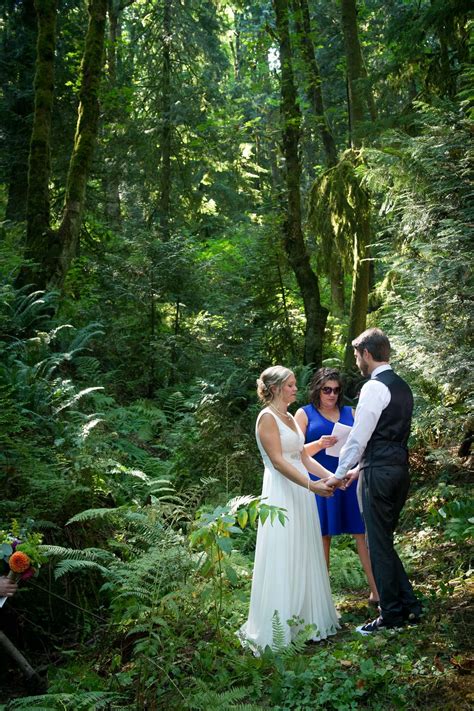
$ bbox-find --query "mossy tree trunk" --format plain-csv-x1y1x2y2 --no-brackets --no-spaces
273,0,328,368
55,0,107,285
292,0,338,169
343,200,370,371
18,0,58,290
3,0,36,222
292,0,343,313
103,0,130,229
340,0,372,368
18,0,107,292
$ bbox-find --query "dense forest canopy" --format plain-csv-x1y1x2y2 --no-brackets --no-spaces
0,0,472,708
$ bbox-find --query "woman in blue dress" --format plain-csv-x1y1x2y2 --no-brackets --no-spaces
295,368,379,606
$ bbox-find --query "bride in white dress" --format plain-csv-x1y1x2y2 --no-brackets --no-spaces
238,366,340,653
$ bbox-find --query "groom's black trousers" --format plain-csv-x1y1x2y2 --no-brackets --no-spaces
362,464,421,626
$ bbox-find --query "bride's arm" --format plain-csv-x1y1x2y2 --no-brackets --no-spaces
300,449,334,480
258,414,333,497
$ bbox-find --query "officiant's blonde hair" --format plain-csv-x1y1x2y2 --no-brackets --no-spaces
256,366,293,404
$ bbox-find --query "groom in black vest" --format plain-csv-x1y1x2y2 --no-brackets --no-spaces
328,328,422,633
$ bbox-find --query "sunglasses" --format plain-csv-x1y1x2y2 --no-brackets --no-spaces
321,386,341,395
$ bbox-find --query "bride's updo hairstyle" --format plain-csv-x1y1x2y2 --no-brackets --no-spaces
256,366,294,405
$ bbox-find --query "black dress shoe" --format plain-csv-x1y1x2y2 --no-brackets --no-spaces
405,611,422,625
356,616,404,635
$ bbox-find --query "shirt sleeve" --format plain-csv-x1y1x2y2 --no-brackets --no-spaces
334,379,391,479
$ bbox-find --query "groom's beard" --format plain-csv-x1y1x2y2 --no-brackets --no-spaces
359,361,369,377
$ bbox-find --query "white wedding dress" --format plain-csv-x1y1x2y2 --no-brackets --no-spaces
238,408,340,653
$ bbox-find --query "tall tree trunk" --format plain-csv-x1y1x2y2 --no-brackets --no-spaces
329,256,345,315
293,0,343,312
55,0,107,284
343,219,370,370
340,0,372,368
3,0,36,222
273,0,328,368
20,0,58,288
293,0,338,168
159,0,172,242
341,0,364,148
18,0,107,291
103,0,124,229
340,0,375,148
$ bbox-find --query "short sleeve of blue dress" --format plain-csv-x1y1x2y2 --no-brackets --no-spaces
303,403,365,536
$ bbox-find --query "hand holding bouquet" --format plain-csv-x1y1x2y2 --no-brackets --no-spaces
0,521,44,607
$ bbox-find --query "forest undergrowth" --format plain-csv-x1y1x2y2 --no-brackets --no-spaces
1,450,472,711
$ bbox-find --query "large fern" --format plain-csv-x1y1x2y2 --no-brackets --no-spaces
6,691,124,710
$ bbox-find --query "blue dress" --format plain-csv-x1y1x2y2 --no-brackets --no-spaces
303,404,365,536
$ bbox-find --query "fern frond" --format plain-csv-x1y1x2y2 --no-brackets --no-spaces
67,507,125,525
6,691,123,710
41,545,116,563
54,386,104,414
271,610,287,654
54,559,111,579
187,684,251,709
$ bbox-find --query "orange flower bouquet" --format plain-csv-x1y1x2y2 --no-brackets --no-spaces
0,522,44,607
8,551,33,582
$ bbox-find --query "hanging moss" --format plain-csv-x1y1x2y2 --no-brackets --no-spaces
308,149,371,368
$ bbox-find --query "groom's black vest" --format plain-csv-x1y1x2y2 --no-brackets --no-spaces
360,369,413,470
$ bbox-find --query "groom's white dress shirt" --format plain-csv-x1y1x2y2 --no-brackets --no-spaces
334,364,392,480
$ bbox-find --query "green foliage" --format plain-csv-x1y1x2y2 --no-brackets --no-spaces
329,538,367,592
363,101,473,447
0,3,472,709
426,483,474,543
190,496,287,635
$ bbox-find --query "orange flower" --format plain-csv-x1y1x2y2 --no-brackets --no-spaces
9,551,31,573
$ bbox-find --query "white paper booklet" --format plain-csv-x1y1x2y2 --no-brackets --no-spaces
326,422,352,457
0,596,7,608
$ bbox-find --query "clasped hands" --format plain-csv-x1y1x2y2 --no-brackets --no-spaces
325,467,359,492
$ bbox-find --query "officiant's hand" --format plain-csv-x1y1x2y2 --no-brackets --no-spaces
317,435,338,450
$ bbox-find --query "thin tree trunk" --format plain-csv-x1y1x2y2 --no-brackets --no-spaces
159,0,172,241
103,0,123,228
276,257,297,360
340,0,373,368
0,630,44,686
273,0,328,368
330,256,345,314
343,225,370,370
293,0,338,168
